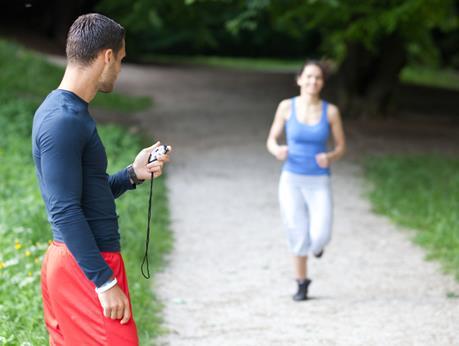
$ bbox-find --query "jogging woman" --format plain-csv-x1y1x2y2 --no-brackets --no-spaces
266,61,346,301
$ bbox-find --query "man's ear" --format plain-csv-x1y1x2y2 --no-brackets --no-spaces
103,49,114,64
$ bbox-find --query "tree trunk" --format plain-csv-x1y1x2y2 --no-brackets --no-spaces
336,34,407,118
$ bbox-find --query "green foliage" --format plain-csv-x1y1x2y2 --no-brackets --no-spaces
141,53,303,71
93,92,152,113
263,0,457,63
0,40,170,344
96,0,320,58
97,0,231,53
97,0,458,67
0,40,62,102
0,39,151,113
98,126,173,343
364,155,459,280
0,95,50,345
142,52,459,91
400,65,459,91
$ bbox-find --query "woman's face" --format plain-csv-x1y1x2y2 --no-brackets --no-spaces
297,64,324,96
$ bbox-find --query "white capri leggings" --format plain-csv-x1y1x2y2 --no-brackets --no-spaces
278,171,333,257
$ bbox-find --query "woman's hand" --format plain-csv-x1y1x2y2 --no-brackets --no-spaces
275,145,288,161
132,141,171,180
266,99,290,160
315,153,329,168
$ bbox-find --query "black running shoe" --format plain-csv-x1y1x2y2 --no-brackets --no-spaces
314,249,324,259
292,279,311,301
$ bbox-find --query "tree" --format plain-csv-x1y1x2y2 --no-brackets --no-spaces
97,0,458,117
96,0,320,57
96,0,243,55
231,0,458,117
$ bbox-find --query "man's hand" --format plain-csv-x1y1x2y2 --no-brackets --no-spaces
97,284,131,324
132,141,172,180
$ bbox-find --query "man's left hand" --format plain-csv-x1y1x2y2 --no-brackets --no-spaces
132,141,171,180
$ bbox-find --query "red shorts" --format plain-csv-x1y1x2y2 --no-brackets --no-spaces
41,242,139,346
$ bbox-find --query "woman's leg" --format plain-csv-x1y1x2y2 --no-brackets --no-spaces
292,255,311,301
278,172,310,258
279,172,312,300
301,176,333,256
293,255,307,280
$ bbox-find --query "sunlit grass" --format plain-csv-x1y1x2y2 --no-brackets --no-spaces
142,54,304,72
0,39,151,112
400,65,459,91
364,155,459,281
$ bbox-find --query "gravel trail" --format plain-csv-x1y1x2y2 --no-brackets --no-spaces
114,64,459,346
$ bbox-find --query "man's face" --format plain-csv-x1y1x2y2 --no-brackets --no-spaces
98,40,126,93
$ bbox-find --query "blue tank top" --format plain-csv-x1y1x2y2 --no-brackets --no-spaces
283,97,331,176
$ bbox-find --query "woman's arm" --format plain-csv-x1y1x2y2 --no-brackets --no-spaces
316,104,346,168
266,99,290,160
326,104,346,163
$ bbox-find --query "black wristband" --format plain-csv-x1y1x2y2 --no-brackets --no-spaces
127,164,144,185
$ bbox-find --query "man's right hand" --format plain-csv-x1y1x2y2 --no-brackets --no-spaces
132,141,172,180
97,284,131,324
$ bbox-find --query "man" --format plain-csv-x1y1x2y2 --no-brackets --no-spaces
32,13,170,345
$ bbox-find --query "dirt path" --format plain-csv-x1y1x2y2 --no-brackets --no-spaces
114,64,459,346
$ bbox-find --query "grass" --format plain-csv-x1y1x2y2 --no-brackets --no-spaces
141,54,304,72
400,65,459,91
364,155,459,281
144,54,459,91
0,39,171,345
0,40,151,112
98,125,173,343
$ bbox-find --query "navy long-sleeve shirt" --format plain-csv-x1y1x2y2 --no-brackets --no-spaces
32,89,135,287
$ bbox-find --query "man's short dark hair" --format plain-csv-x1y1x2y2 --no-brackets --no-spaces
66,13,125,65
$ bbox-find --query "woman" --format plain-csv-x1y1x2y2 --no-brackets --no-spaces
266,61,346,301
